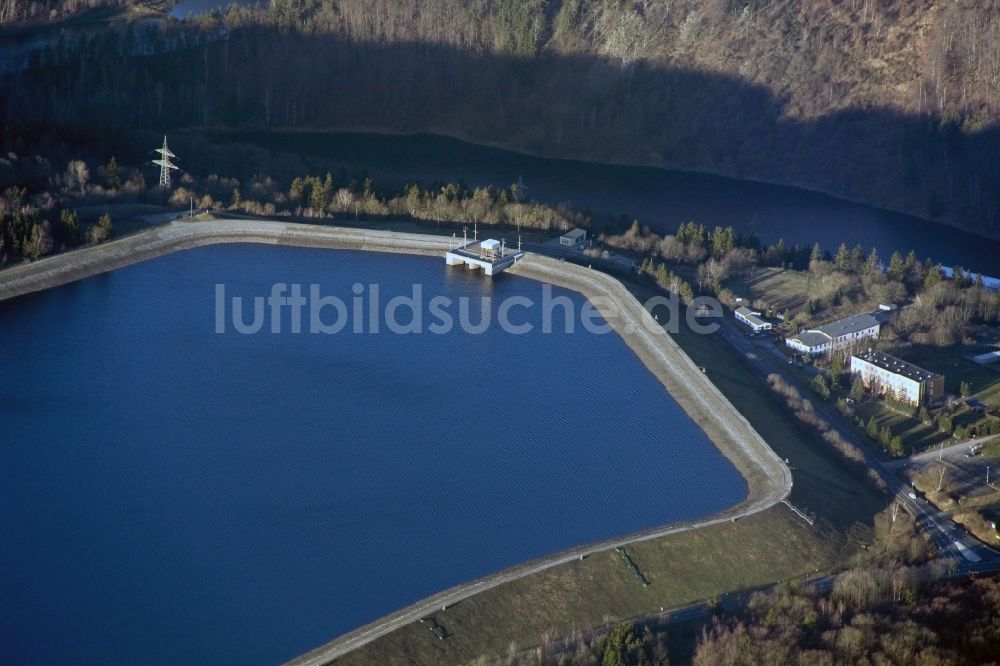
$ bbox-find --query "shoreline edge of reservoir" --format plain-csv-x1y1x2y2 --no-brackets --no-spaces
0,218,792,664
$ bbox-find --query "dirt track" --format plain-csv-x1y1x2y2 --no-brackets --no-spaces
0,219,791,665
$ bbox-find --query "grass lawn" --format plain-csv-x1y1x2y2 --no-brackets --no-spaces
659,297,886,531
336,508,846,666
333,273,888,665
76,203,175,235
977,376,1000,410
853,401,950,455
899,344,1000,404
724,267,810,317
722,266,884,326
980,437,1000,461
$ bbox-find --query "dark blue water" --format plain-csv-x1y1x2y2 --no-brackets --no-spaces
226,131,1000,274
171,0,255,18
0,245,746,665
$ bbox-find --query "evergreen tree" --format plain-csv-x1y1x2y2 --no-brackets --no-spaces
850,244,865,271
790,243,807,269
677,221,706,247
677,279,694,302
888,251,905,280
830,355,844,388
865,247,880,274
937,413,953,433
952,265,971,287
60,209,79,245
809,242,823,265
850,377,865,402
710,225,735,257
600,622,640,666
88,213,112,245
655,262,669,288
324,172,334,199
834,243,850,271
766,238,786,266
309,176,331,211
289,177,306,202
106,156,120,189
924,266,944,289
811,373,831,400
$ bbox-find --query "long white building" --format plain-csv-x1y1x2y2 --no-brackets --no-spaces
850,350,944,406
786,313,880,356
734,306,772,333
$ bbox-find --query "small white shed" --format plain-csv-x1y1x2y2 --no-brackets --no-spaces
480,239,501,260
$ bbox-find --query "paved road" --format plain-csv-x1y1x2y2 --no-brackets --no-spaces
890,432,999,511
887,434,999,468
902,451,999,513
723,319,1000,564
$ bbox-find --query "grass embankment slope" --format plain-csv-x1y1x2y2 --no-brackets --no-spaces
334,276,887,666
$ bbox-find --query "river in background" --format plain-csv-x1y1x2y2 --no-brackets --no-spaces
0,245,746,665
224,131,1000,275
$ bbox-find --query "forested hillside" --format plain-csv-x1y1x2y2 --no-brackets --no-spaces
4,0,1000,236
0,0,131,24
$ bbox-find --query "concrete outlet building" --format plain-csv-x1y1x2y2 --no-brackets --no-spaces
445,238,524,276
850,349,944,406
786,313,880,356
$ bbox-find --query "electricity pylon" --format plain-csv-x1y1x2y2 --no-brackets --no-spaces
153,135,178,189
